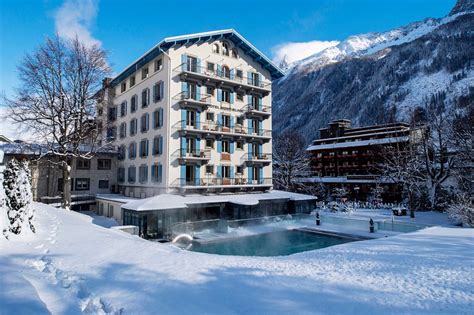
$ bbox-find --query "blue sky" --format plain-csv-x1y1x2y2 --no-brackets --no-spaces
0,0,456,98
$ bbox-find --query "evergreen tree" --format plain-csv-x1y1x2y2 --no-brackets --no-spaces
3,158,34,236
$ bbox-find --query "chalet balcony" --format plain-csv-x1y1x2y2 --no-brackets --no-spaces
174,63,272,95
173,91,211,110
173,121,272,142
240,153,272,165
171,177,272,189
241,104,271,119
172,149,211,164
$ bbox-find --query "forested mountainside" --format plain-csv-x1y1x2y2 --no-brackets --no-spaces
273,1,474,143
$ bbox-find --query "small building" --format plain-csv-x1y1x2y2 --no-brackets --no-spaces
305,119,421,202
0,142,119,210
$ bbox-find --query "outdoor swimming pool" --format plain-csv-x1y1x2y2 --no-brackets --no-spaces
189,229,361,256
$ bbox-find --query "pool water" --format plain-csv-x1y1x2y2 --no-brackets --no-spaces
189,230,358,256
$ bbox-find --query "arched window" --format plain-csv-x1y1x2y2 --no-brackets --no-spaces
231,49,238,59
222,42,229,56
222,65,230,79
212,43,220,54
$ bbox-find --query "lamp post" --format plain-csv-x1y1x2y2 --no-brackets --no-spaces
369,218,375,233
316,211,321,226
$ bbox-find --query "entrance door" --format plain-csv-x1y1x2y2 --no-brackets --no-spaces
186,165,195,185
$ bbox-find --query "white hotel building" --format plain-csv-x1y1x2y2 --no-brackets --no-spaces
98,29,284,198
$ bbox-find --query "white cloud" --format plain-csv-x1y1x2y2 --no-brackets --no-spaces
272,40,339,66
54,0,101,47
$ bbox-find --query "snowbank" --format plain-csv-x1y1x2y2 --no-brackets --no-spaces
0,203,473,314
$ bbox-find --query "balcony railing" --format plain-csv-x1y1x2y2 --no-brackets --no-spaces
241,104,271,118
174,63,272,92
172,149,211,163
173,120,272,139
171,177,272,188
241,153,272,164
173,91,211,108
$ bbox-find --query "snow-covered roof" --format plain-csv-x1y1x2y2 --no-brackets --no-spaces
95,194,139,204
110,29,285,87
302,177,395,184
121,190,316,212
307,136,409,151
0,143,118,156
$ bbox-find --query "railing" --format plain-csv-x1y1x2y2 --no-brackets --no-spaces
173,91,212,105
174,63,272,90
171,177,272,188
241,153,272,163
173,120,272,138
241,104,271,115
172,149,211,160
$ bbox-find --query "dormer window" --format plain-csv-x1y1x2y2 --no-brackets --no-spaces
222,42,229,56
222,65,230,79
231,49,238,58
212,43,220,54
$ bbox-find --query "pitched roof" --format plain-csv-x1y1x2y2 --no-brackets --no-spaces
110,29,284,87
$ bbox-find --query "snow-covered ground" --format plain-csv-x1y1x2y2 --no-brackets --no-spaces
1,203,473,314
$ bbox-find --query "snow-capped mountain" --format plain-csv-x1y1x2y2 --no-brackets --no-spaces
273,0,474,143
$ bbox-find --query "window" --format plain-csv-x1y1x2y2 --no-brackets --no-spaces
98,108,103,116
118,145,126,160
207,62,215,72
106,126,117,141
107,205,114,218
205,138,214,149
206,112,214,122
57,178,73,192
98,159,111,170
222,65,230,79
212,43,219,54
222,42,229,56
236,69,243,78
151,164,163,183
222,140,230,153
139,139,149,157
128,166,136,183
139,165,148,183
206,165,214,174
141,67,149,80
206,86,214,96
236,165,243,174
236,116,244,125
186,56,197,72
142,88,150,107
108,107,117,122
237,93,243,101
186,110,196,127
117,167,125,183
121,82,126,92
130,76,136,87
129,142,137,159
222,115,231,128
153,136,163,155
141,113,149,133
120,101,127,117
231,48,238,58
76,159,90,170
221,89,230,103
250,72,260,86
75,178,90,191
236,140,244,150
153,81,164,102
153,108,163,129
130,118,137,136
98,180,109,189
119,122,127,139
154,59,163,72
131,95,138,112
222,165,230,178
186,137,195,154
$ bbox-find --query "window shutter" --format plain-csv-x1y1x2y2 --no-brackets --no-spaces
217,64,222,77
248,118,253,134
153,83,158,102
230,141,234,154
196,85,201,101
247,95,252,106
230,166,234,179
181,109,187,128
217,113,222,128
151,164,156,180
195,165,200,186
230,115,235,129
181,82,188,97
230,92,234,104
217,165,222,178
159,136,163,154
217,140,222,153
159,108,163,127
160,81,164,100
258,144,263,159
230,69,234,80
247,72,252,84
258,97,263,111
258,120,263,135
181,54,187,71
217,88,222,102
197,58,201,72
146,113,150,130
180,165,186,186
146,139,149,156
196,138,200,155
248,166,253,182
158,164,163,183
259,166,264,184
248,143,253,159
196,111,200,129
181,137,187,156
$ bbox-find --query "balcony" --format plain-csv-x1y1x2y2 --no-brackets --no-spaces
241,153,272,165
172,149,211,164
171,177,272,189
174,63,272,95
241,104,271,119
173,91,211,110
173,121,272,142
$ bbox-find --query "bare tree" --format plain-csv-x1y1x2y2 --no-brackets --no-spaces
273,130,311,192
5,35,110,209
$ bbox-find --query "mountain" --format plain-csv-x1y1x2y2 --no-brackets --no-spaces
273,0,474,143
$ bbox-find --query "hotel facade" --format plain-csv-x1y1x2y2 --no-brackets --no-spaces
97,29,284,198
